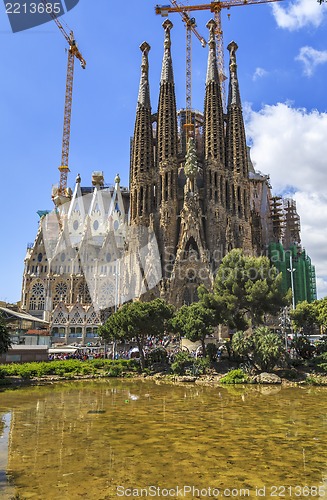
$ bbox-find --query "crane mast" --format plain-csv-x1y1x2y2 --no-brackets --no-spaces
42,1,86,204
156,0,284,111
59,31,85,196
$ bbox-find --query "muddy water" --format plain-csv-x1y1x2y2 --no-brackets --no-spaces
0,380,327,499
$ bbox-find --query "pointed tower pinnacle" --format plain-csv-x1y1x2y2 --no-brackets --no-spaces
137,41,151,110
206,19,220,84
225,41,252,251
156,19,179,276
203,19,225,163
130,41,154,224
225,41,247,176
161,19,174,83
227,41,241,107
156,19,178,164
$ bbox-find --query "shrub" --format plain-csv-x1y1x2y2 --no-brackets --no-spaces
232,327,285,371
146,347,168,365
206,343,218,362
291,336,315,360
192,356,210,375
220,369,248,384
107,365,123,377
170,352,194,375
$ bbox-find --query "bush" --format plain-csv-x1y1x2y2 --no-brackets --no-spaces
232,327,285,371
107,365,123,377
220,369,248,384
206,343,218,362
192,356,210,375
0,358,141,380
146,347,168,365
170,352,194,375
291,336,315,359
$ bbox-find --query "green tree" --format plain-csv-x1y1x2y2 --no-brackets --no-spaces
213,249,287,329
314,297,327,334
291,300,317,336
171,302,216,356
232,327,285,372
99,299,173,370
0,313,11,355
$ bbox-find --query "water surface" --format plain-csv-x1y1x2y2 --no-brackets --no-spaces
0,380,327,499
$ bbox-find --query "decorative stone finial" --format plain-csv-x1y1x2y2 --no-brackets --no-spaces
137,42,151,109
163,19,173,49
206,19,216,50
227,41,238,72
140,41,151,73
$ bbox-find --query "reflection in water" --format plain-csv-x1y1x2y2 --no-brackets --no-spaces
0,412,15,500
0,381,327,499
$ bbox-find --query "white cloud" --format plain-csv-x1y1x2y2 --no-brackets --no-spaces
245,102,327,298
316,277,327,299
252,67,268,81
296,46,327,76
272,0,325,30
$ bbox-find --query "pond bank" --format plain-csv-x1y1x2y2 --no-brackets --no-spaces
1,367,327,390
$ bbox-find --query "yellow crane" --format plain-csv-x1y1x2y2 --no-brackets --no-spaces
42,3,86,203
156,0,284,110
156,0,206,136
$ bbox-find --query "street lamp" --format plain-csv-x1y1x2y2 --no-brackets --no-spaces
112,258,121,360
287,253,296,310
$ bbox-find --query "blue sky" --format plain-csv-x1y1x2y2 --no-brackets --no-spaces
0,0,326,303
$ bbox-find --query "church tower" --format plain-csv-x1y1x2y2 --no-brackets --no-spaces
203,19,227,267
156,20,179,277
130,41,154,226
225,41,252,252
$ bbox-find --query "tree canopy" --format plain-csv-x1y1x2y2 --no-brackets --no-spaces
99,299,174,369
203,249,288,330
0,313,11,355
291,297,327,336
171,302,216,356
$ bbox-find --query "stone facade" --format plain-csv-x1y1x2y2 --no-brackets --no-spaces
21,19,283,339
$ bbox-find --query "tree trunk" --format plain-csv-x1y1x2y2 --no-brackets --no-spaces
201,337,206,357
136,336,145,371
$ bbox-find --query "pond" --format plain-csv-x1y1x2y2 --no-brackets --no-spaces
0,380,327,499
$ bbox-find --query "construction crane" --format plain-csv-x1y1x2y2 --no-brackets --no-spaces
156,0,284,110
42,2,86,204
156,1,206,136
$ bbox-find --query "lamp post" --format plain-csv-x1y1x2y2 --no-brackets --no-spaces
112,258,121,360
287,253,296,310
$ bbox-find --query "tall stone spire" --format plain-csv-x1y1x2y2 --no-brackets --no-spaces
203,19,226,263
225,41,252,252
203,19,225,163
156,20,179,278
130,41,154,225
156,19,178,164
225,41,247,176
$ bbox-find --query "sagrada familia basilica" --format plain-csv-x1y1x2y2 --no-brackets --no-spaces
20,19,310,344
